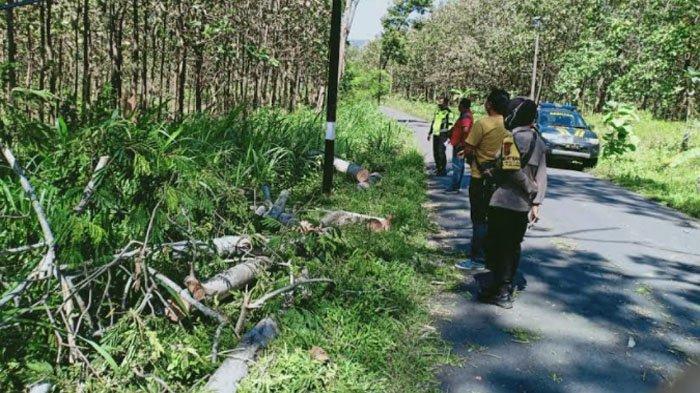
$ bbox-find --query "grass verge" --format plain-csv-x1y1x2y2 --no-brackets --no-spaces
238,105,455,393
586,114,699,218
1,100,453,391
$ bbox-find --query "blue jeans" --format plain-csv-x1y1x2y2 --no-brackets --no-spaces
448,149,466,191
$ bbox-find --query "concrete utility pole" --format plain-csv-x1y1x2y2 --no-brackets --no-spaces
322,0,343,194
530,16,542,100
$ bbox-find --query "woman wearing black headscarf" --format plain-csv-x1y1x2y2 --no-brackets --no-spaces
480,97,548,309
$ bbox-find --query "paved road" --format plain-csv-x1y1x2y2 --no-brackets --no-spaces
381,107,699,393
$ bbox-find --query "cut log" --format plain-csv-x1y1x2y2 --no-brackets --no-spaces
28,382,52,393
320,210,392,232
148,266,228,324
168,236,253,258
333,157,370,183
368,172,382,184
205,317,279,393
201,257,272,299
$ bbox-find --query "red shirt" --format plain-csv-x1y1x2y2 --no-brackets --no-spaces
450,110,473,147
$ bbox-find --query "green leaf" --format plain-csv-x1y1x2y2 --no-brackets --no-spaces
56,117,68,138
82,337,120,372
26,360,53,375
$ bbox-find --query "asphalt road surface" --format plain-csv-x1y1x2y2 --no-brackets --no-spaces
381,107,699,393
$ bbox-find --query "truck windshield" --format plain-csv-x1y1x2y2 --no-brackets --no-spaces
539,109,588,129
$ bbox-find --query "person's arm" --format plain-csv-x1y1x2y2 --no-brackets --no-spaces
460,117,473,146
530,149,548,222
532,150,548,205
458,120,481,158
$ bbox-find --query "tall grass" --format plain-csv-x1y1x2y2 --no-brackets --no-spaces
0,100,453,391
587,113,699,217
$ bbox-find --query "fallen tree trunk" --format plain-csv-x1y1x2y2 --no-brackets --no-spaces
27,382,52,393
205,317,279,393
320,210,392,232
201,257,272,299
333,157,370,183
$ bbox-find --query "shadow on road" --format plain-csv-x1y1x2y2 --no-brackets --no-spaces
439,245,697,393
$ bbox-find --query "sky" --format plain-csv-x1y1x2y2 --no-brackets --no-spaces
348,0,393,41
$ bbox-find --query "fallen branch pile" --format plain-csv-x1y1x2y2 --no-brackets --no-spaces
1,140,386,390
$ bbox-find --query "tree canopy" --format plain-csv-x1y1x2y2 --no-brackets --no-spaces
385,0,699,119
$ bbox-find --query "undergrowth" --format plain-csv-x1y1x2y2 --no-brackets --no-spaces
0,98,452,391
587,114,700,218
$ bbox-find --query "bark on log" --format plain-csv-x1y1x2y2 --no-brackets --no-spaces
148,266,228,324
168,236,253,258
333,157,370,183
320,210,392,232
202,257,272,299
28,382,52,393
74,155,110,214
266,189,289,220
204,317,279,393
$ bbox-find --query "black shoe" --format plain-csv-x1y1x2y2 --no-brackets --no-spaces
477,284,498,303
491,287,513,309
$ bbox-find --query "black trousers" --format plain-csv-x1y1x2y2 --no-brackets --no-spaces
432,134,447,174
469,177,493,260
486,206,529,287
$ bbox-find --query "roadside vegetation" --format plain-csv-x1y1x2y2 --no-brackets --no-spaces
588,115,700,217
1,0,459,390
1,90,455,391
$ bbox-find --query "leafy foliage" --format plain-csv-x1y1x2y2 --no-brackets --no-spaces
591,115,700,217
380,0,700,120
601,102,639,158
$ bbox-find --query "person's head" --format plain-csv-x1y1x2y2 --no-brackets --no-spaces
504,97,538,130
438,95,450,109
458,97,472,113
485,88,510,116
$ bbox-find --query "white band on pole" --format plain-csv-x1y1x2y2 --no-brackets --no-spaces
326,122,336,140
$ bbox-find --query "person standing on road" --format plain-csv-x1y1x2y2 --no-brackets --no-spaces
427,96,453,176
455,89,510,271
480,97,548,309
446,98,474,192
